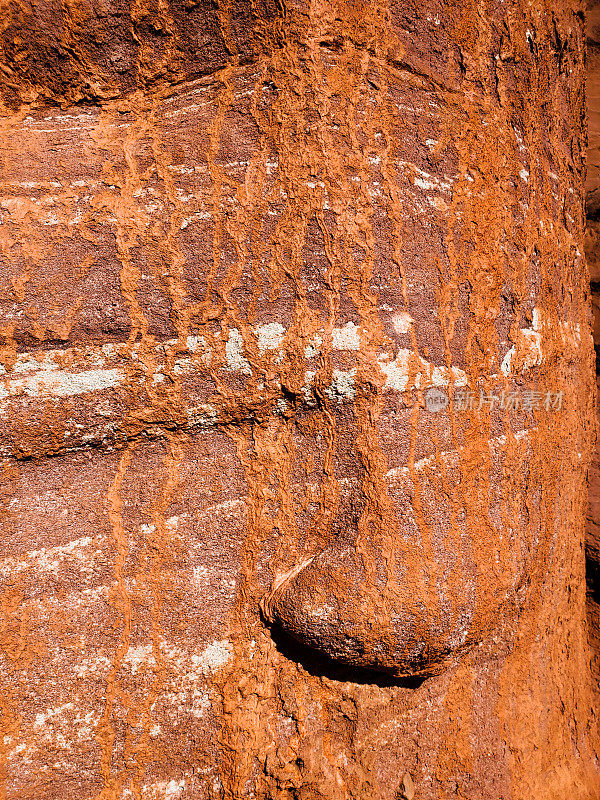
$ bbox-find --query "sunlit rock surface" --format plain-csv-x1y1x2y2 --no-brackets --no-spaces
0,2,599,799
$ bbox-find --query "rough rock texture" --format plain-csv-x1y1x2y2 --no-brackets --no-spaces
586,382,600,692
584,0,600,690
0,1,599,798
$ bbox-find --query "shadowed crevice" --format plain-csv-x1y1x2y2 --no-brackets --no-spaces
268,625,427,689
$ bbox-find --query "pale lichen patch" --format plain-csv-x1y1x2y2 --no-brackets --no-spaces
332,322,360,350
255,322,285,352
0,367,125,402
325,369,357,402
378,350,467,392
392,312,413,335
191,639,233,674
225,329,252,375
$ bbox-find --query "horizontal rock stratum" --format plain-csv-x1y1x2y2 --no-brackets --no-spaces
0,1,599,799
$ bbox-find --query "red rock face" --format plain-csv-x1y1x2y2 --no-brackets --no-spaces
0,2,599,798
586,0,600,704
0,0,284,108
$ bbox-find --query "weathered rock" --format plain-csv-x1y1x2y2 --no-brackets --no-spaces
0,2,599,799
586,382,600,696
0,0,284,108
584,1,600,677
